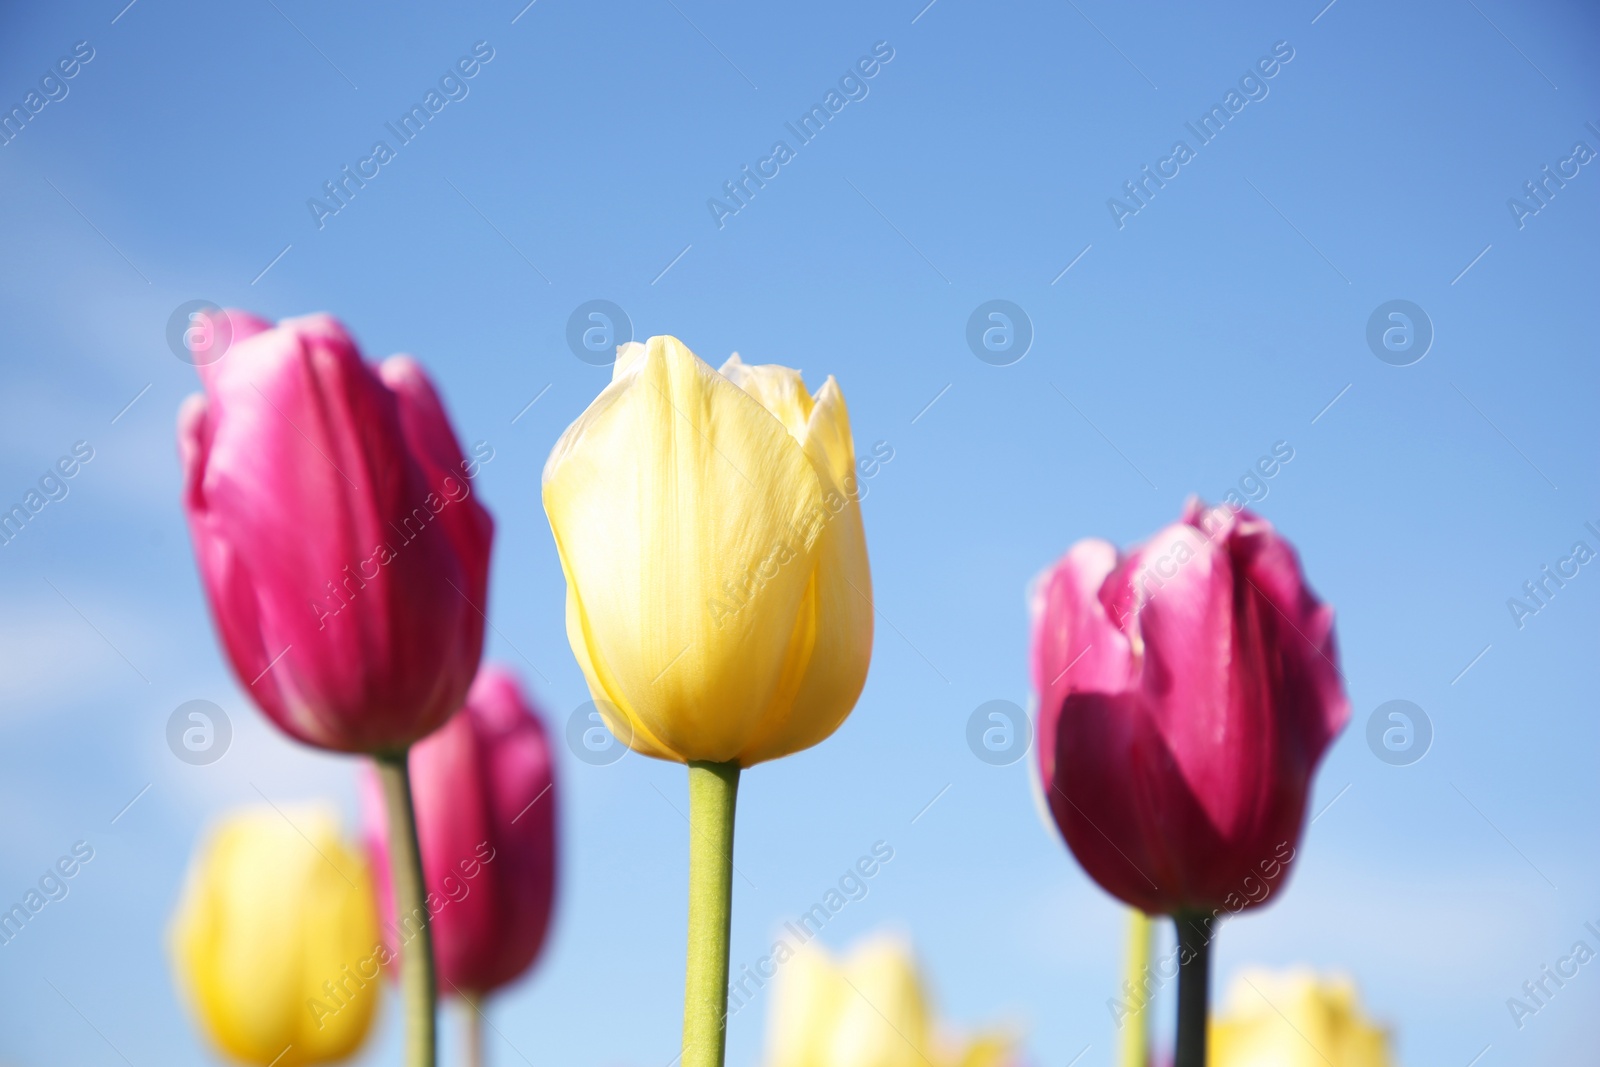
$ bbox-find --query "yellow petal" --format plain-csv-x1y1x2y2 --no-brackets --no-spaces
767,943,850,1067
828,937,935,1067
170,806,380,1066
720,354,815,442
743,377,873,763
1211,968,1392,1067
543,335,827,763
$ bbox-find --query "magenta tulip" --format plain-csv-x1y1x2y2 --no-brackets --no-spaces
179,311,493,754
1031,499,1348,918
361,667,558,997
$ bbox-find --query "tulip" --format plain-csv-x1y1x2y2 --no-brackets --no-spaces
179,311,493,755
179,310,495,1067
360,667,558,1065
1030,500,1348,1067
765,935,1012,1067
1211,969,1391,1067
542,335,873,1067
169,805,381,1067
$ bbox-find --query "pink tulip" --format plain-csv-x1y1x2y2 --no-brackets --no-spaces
179,311,493,753
361,667,559,996
1031,499,1348,916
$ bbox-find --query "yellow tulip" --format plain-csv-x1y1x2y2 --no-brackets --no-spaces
543,335,873,766
170,805,381,1066
1211,968,1392,1067
765,935,1012,1067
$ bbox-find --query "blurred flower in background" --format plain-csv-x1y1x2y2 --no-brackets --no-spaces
169,805,380,1066
1211,968,1391,1067
360,666,559,997
764,933,1012,1067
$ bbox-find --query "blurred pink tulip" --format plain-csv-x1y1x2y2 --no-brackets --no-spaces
1031,499,1348,916
179,311,493,753
361,667,558,997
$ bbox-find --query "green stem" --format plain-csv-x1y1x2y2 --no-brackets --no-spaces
1118,909,1152,1067
682,760,740,1067
1173,911,1214,1067
376,750,437,1067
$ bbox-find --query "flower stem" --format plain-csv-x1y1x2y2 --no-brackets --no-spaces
682,760,740,1067
1118,909,1152,1067
376,750,437,1067
1173,911,1214,1067
460,992,485,1067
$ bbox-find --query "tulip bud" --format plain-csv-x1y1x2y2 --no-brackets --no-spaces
360,666,558,996
169,806,380,1066
541,335,873,766
766,935,1012,1067
178,311,493,753
1031,499,1348,916
1211,968,1392,1066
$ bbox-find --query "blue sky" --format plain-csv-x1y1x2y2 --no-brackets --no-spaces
1,0,1596,1064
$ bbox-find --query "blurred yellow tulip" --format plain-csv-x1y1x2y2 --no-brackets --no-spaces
169,805,381,1066
1211,968,1391,1067
543,335,873,766
765,935,1012,1067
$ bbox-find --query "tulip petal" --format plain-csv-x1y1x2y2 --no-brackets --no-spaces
719,354,815,442
742,376,873,764
1029,538,1129,784
543,335,827,762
